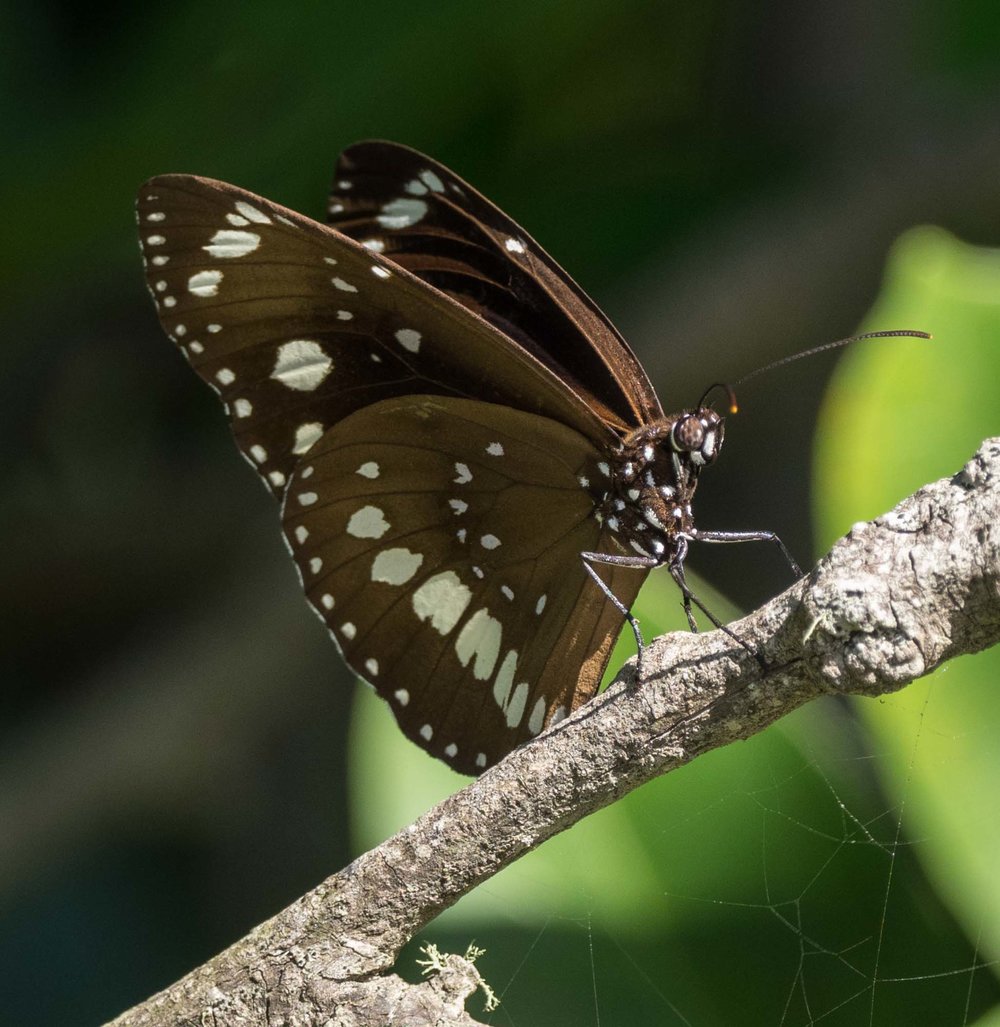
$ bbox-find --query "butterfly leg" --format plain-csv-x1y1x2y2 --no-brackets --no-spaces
582,546,759,672
692,528,803,579
581,551,658,679
668,537,764,664
667,544,721,633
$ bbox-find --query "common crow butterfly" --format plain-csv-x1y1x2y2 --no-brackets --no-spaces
137,141,794,775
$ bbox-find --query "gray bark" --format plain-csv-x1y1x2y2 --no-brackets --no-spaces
105,438,1000,1027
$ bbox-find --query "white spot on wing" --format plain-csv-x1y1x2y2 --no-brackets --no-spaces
341,622,356,640
448,499,468,515
250,444,268,464
293,524,308,543
234,200,272,224
412,571,471,634
528,697,546,735
293,422,324,454
371,547,423,585
215,368,235,386
455,608,502,681
357,461,380,479
298,491,318,506
493,650,518,709
505,237,525,254
394,688,410,706
486,442,504,456
535,594,547,615
346,505,390,539
331,276,357,292
321,593,334,609
480,534,501,550
394,328,421,353
419,169,445,193
364,658,379,676
419,723,433,741
506,682,528,728
203,229,260,258
271,339,333,391
377,197,428,228
475,752,487,768
188,270,223,297
454,462,473,484
234,398,253,418
371,265,391,279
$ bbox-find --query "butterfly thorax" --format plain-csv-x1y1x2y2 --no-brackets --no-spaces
599,408,725,564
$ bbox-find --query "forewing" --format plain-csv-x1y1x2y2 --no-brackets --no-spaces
280,396,647,774
328,141,662,431
137,175,610,496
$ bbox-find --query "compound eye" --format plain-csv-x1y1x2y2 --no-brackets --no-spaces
671,414,705,452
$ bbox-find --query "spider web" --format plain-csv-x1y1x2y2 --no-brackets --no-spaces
358,611,1000,1026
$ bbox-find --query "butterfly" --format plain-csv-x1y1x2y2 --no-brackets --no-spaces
136,141,792,775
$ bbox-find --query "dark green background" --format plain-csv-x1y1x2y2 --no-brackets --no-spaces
3,3,1000,1024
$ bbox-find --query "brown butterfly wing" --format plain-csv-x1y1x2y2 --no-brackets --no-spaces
137,174,614,497
328,141,663,432
280,396,645,773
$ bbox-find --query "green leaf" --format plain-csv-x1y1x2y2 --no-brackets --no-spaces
814,225,1000,957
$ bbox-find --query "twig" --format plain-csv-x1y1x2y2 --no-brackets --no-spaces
105,438,1000,1027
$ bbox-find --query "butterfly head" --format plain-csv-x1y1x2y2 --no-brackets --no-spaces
601,407,726,562
669,407,725,469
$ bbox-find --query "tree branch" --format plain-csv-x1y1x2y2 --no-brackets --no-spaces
105,438,1000,1027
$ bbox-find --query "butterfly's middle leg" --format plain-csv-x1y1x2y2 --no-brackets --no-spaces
580,549,659,678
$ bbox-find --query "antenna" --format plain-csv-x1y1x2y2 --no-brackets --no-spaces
735,329,932,388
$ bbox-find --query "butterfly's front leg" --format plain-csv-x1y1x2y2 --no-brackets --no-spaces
692,527,803,579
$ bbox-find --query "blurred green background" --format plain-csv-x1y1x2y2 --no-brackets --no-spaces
3,3,1000,1024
